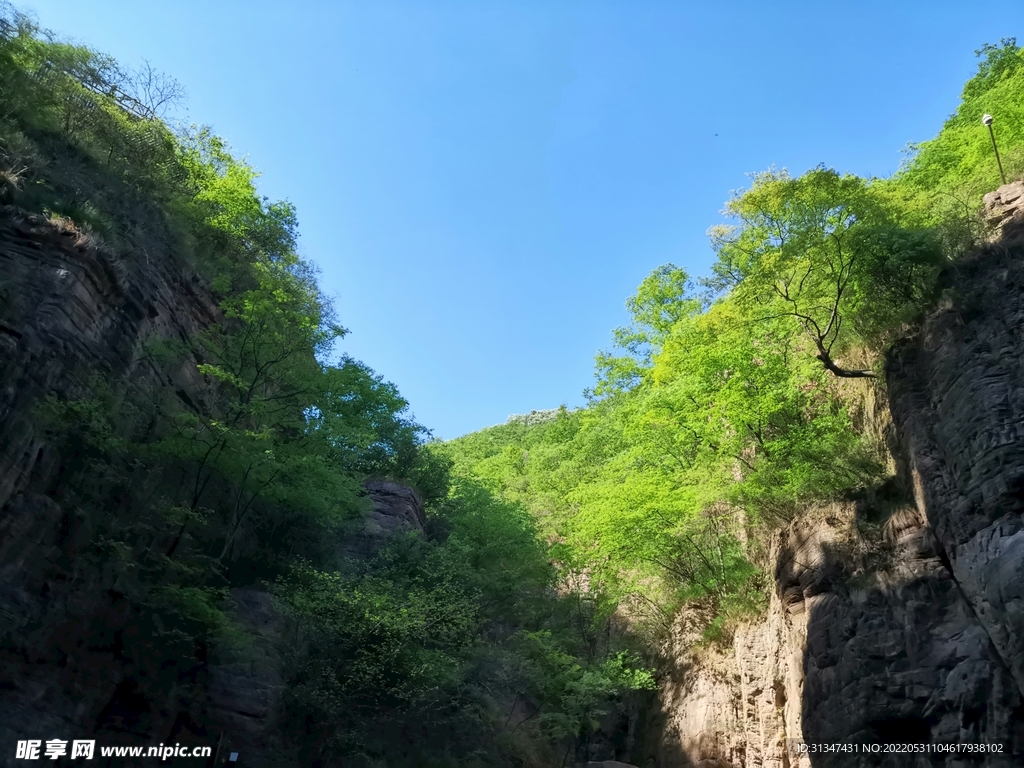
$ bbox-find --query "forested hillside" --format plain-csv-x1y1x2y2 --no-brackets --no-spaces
443,39,1024,644
4,2,1024,764
0,8,652,766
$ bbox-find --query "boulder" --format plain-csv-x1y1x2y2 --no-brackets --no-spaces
337,479,426,562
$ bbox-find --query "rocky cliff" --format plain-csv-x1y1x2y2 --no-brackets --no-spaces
5,151,1024,768
0,205,427,764
648,184,1024,767
0,207,212,760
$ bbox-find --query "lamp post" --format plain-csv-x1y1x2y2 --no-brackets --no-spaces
982,113,1007,185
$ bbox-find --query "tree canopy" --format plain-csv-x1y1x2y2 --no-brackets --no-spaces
0,8,654,766
446,38,1024,647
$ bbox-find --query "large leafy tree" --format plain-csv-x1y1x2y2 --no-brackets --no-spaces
708,166,942,377
590,264,702,398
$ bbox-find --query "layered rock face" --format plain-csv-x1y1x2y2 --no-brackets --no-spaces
0,208,221,762
651,187,1024,767
0,207,219,512
0,207,428,764
652,503,1019,768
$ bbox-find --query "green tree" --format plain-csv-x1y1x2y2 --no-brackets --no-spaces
708,166,942,377
590,264,702,399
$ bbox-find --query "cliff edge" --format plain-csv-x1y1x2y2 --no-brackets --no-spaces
650,184,1024,768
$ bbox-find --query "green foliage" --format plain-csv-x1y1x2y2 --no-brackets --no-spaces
892,38,1024,241
276,479,653,765
590,265,702,399
311,359,429,480
446,262,883,631
510,632,654,742
445,166,944,629
448,41,1024,658
4,10,640,766
281,555,479,723
708,166,946,374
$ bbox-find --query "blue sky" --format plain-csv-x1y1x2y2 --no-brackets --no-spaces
27,1,1021,438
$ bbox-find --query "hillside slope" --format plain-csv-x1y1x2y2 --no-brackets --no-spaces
0,10,651,767
443,41,1024,768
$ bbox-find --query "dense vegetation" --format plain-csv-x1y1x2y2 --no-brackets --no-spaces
443,39,1024,641
0,7,652,766
3,3,1022,762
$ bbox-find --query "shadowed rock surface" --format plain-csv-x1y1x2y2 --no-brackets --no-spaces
337,479,425,562
648,184,1024,767
0,206,433,764
0,207,223,764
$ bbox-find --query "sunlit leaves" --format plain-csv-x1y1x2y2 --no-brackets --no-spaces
590,264,702,399
708,166,949,377
896,39,1024,207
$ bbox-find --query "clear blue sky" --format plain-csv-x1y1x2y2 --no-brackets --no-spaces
27,1,1021,438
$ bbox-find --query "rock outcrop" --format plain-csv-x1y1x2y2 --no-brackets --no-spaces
650,183,1024,767
0,207,219,516
338,479,426,562
0,206,430,765
982,180,1024,243
653,500,1024,767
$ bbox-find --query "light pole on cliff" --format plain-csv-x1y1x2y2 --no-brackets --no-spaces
982,113,1007,185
